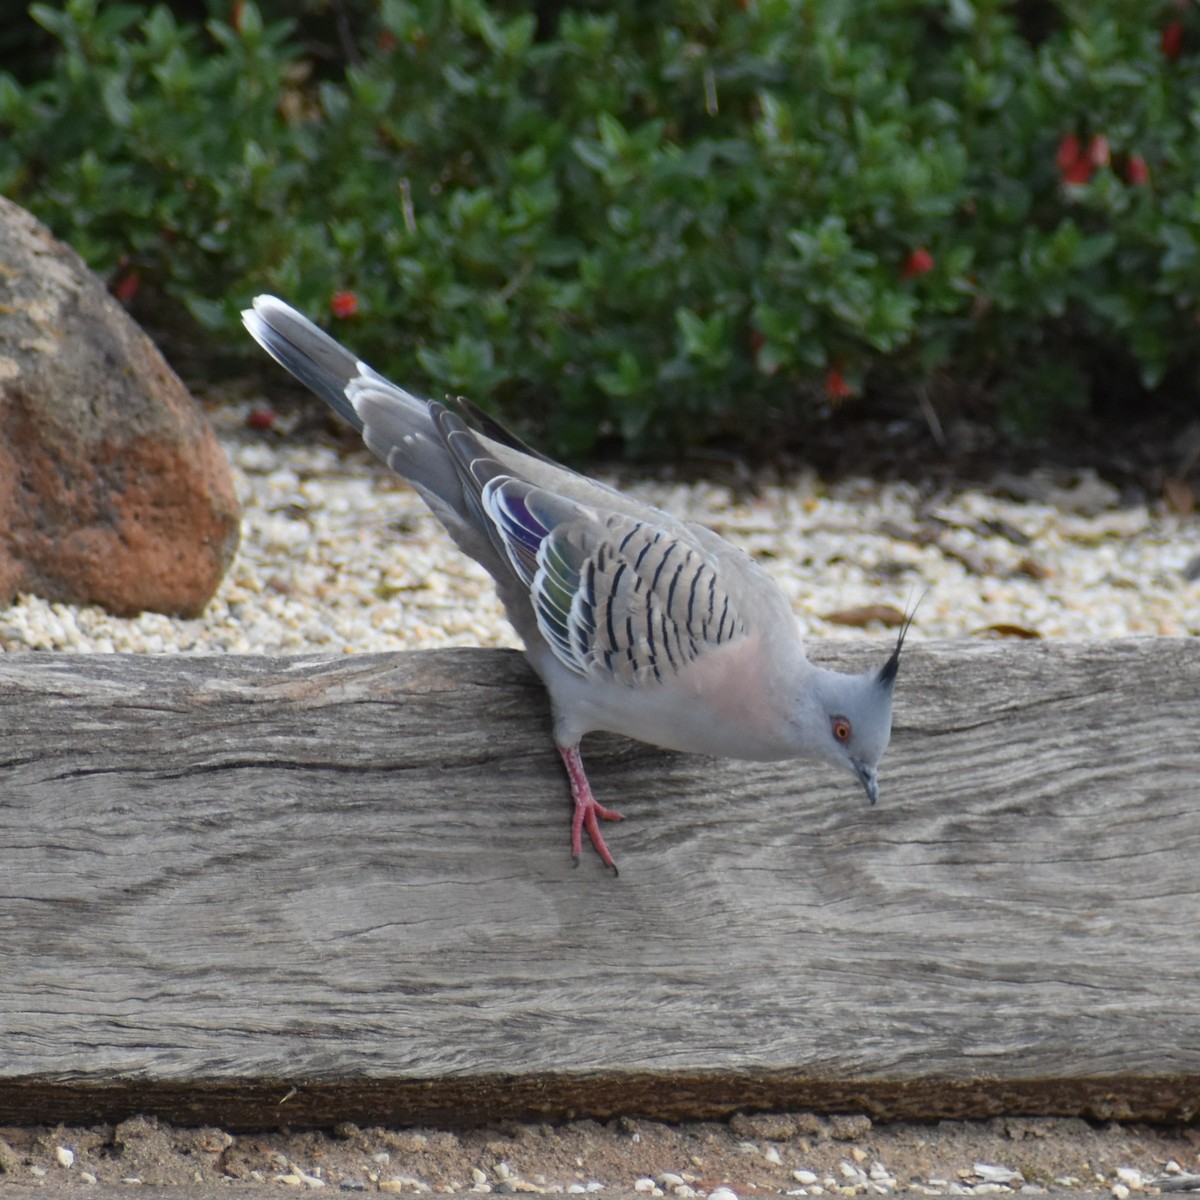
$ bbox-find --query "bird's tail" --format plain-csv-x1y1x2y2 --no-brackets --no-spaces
242,294,462,495
241,295,376,432
242,295,496,559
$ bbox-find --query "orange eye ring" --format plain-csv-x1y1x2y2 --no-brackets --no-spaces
832,717,852,743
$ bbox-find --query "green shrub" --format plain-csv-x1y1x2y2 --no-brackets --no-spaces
1,0,1197,455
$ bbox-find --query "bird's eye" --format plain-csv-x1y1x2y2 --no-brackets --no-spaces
832,717,852,744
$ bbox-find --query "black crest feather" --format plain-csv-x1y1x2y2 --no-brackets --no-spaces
877,592,924,690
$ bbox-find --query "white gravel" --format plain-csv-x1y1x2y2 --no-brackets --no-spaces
0,407,1196,654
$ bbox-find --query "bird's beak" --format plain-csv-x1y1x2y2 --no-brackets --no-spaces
855,762,879,806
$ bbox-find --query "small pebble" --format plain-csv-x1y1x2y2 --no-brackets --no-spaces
795,1172,819,1185
381,1177,431,1194
974,1165,1022,1185
55,1146,75,1169
709,1189,739,1200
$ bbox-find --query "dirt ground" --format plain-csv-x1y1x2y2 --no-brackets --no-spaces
2,1111,1198,1195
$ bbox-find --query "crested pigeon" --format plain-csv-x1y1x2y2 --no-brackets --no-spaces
242,296,911,873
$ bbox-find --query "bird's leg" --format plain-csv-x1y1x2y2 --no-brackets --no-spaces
557,743,624,873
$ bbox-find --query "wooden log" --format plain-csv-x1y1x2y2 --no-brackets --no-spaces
1,640,1197,1129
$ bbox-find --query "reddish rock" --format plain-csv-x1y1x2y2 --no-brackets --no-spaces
0,197,239,617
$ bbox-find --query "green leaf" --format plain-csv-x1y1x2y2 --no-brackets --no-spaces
182,294,228,330
597,349,644,398
29,4,73,38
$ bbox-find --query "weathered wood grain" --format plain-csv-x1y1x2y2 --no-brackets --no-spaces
0,641,1197,1128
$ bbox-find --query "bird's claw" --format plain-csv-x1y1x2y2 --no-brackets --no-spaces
570,796,623,873
560,743,624,874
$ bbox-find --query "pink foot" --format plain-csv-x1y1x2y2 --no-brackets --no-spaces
558,744,624,873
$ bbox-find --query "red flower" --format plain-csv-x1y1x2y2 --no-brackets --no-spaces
246,405,277,432
1126,154,1151,186
1162,21,1185,59
112,271,140,305
330,290,359,319
1056,134,1081,172
902,247,934,279
1056,134,1093,185
824,365,854,404
1062,159,1092,184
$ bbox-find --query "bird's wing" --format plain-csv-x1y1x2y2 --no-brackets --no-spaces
429,404,751,687
504,488,752,687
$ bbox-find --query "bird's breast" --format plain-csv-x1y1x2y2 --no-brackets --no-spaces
558,630,804,761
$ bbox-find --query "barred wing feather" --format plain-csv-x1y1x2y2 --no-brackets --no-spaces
483,477,748,687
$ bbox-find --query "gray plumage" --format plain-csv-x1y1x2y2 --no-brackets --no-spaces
242,296,911,872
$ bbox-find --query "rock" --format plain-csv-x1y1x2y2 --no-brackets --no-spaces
793,1113,830,1138
0,197,239,617
728,1112,798,1141
827,1114,873,1141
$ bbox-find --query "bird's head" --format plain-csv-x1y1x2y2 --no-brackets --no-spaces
805,613,912,805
